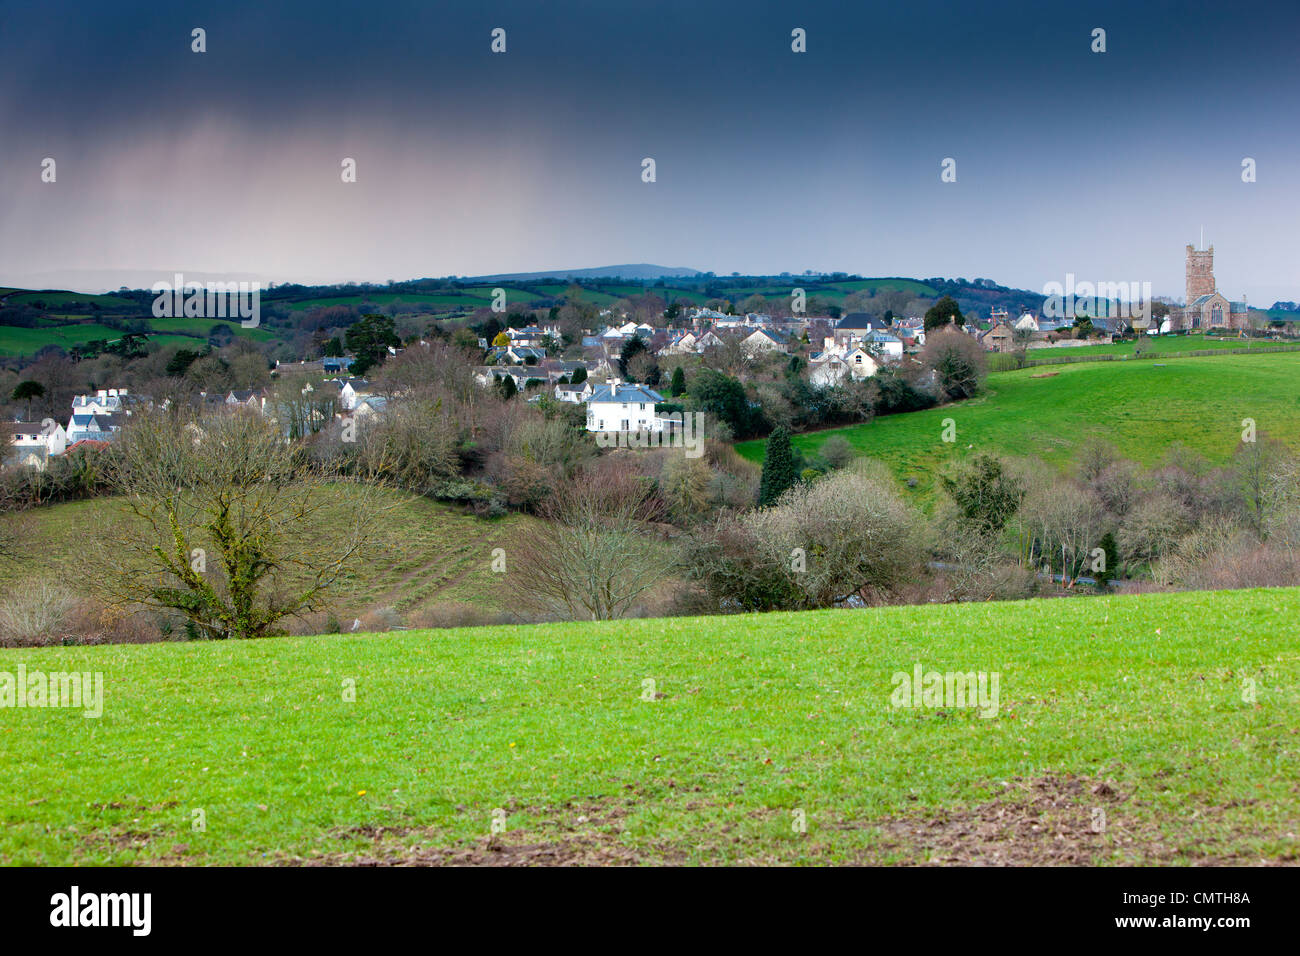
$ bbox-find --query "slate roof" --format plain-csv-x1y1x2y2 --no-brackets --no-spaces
837,313,889,331
586,383,664,404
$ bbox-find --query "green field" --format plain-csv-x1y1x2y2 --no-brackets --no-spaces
0,323,135,357
0,587,1294,864
281,288,538,311
145,317,276,341
1026,334,1283,358
5,291,136,309
738,351,1300,497
821,278,941,298
0,318,274,357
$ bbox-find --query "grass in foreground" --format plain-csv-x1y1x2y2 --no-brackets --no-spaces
1,588,1296,865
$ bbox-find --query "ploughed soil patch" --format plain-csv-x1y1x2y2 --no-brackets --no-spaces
312,772,1293,867
307,799,675,867
844,771,1292,866
79,772,1290,865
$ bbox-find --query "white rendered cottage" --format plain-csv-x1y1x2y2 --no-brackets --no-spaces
585,380,665,433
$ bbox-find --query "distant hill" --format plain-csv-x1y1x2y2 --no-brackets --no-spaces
463,264,703,282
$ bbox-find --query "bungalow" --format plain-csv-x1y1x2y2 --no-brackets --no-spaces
585,381,665,433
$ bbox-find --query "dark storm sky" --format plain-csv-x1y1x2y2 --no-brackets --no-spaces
1,0,1297,301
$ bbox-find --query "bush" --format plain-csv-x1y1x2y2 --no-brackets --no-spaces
687,469,928,611
820,435,853,470
0,579,78,646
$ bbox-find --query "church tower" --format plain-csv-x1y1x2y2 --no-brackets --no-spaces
1185,242,1216,305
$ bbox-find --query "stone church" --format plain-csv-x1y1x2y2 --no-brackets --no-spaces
1176,243,1249,330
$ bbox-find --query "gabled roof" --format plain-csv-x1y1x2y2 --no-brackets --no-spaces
837,313,888,331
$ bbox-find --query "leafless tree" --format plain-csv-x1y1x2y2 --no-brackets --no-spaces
510,459,677,620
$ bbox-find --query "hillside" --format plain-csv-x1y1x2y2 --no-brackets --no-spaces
1,489,533,628
0,272,1043,359
737,350,1300,498
1,588,1295,864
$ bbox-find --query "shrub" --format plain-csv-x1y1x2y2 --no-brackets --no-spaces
820,435,853,470
688,469,928,611
0,579,78,647
919,327,987,401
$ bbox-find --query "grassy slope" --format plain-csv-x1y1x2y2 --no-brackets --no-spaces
0,588,1295,864
0,319,273,357
1,488,533,622
737,352,1300,497
1026,334,1284,357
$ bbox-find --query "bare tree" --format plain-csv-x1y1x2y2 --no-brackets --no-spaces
510,459,677,620
95,407,394,639
1016,480,1109,585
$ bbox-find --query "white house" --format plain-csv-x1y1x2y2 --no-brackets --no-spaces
585,381,665,433
507,326,548,347
555,381,592,403
327,377,372,411
66,413,122,445
660,331,698,355
70,388,129,417
2,421,67,469
1014,312,1040,333
809,347,878,386
865,330,904,359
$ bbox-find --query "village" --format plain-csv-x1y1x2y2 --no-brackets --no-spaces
0,296,1183,468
